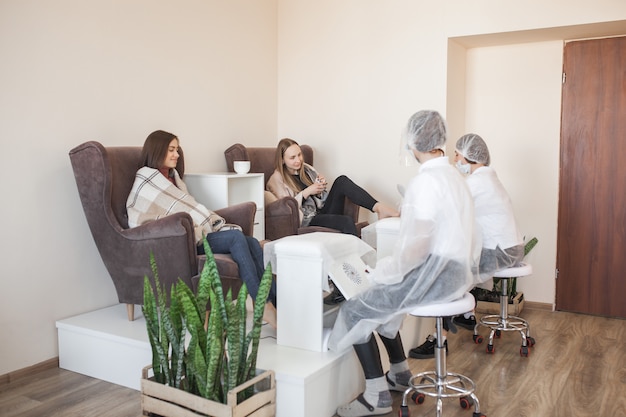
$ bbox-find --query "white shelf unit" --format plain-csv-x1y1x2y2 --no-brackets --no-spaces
184,172,265,241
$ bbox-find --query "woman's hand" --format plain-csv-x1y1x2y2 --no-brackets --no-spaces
305,176,327,198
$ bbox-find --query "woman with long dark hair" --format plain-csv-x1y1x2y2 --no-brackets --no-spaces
126,130,277,327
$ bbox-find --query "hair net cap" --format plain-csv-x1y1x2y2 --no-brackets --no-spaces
455,133,491,166
402,110,447,153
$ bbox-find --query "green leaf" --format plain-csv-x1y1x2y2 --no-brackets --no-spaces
225,298,241,392
142,255,172,385
236,286,249,384
166,287,185,389
524,237,538,257
177,280,206,350
196,238,217,314
243,264,273,387
205,288,225,402
141,275,162,382
188,332,208,396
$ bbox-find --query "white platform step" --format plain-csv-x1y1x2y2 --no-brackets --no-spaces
56,304,430,417
56,304,151,390
56,304,374,417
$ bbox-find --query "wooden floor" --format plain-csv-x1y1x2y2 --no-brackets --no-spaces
1,308,625,417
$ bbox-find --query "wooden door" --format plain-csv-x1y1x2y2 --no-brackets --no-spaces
556,36,626,318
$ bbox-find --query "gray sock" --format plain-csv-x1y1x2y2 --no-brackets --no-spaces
364,376,392,408
389,360,411,386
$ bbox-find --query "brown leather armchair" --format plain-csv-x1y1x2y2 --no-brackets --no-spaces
224,143,367,241
69,141,253,321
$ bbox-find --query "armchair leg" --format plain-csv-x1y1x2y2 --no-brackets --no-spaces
126,304,135,321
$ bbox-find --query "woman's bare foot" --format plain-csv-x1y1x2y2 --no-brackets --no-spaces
373,202,400,219
262,303,277,329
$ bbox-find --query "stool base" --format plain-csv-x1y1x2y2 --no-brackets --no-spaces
473,278,536,356
400,371,484,417
402,315,486,417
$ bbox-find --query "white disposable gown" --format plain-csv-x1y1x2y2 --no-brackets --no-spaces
328,157,479,352
468,166,524,283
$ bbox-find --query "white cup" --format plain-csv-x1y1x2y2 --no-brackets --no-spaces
233,160,250,174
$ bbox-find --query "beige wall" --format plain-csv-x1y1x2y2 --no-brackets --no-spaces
277,2,626,308
0,0,278,375
463,41,563,303
1,0,625,375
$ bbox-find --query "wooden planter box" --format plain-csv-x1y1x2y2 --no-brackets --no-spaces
476,291,525,316
141,366,276,417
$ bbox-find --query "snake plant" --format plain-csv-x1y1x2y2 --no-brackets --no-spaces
492,236,538,299
142,237,273,403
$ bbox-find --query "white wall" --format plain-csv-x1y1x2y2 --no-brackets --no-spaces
463,41,564,304
0,0,277,375
277,1,626,309
277,2,451,213
1,0,625,376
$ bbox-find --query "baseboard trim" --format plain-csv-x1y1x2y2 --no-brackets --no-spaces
0,357,59,385
524,301,553,311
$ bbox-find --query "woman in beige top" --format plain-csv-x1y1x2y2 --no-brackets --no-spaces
266,138,398,235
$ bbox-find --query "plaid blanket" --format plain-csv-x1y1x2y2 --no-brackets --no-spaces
126,167,227,244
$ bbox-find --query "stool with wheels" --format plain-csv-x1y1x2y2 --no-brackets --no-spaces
399,292,486,417
473,263,535,356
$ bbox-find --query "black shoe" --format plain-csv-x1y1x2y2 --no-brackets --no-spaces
409,335,448,359
323,286,345,305
453,314,477,331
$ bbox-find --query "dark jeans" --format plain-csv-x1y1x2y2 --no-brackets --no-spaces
310,175,377,235
199,230,277,306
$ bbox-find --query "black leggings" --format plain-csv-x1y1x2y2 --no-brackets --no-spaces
309,175,377,235
353,332,406,379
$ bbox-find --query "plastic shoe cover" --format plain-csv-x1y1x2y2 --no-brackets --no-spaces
385,372,409,392
337,393,392,417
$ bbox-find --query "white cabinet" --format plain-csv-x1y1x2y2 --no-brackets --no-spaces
266,232,375,352
184,173,265,241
